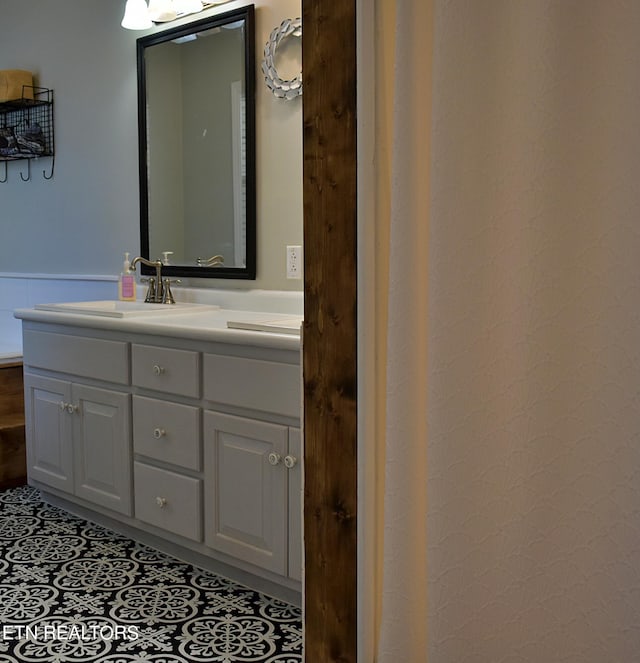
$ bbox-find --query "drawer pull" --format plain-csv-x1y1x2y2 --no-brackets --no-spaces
155,496,167,508
284,455,298,469
153,364,165,376
153,428,166,439
268,452,282,466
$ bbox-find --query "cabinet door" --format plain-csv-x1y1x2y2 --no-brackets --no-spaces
204,411,288,575
72,384,132,516
23,373,73,493
288,427,302,582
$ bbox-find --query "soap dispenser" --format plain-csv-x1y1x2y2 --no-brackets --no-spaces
118,252,136,302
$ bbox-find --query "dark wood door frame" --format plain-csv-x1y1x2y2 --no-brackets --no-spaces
302,1,358,661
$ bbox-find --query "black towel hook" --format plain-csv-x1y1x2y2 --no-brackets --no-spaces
43,155,54,180
19,159,31,182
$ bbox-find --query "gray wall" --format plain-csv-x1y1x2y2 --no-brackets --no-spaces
0,0,302,290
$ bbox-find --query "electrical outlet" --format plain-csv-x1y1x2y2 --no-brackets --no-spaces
287,245,302,279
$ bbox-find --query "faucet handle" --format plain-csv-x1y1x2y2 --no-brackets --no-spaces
142,277,156,303
161,278,178,304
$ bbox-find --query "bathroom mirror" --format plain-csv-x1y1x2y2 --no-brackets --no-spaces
137,5,256,279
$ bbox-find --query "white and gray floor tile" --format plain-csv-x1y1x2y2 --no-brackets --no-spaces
0,486,302,662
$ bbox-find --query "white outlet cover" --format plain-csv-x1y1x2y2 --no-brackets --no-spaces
287,245,302,279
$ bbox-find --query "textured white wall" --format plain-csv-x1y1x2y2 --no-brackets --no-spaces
0,0,301,291
428,1,640,659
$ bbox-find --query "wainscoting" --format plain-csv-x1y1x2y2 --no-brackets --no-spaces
0,273,117,360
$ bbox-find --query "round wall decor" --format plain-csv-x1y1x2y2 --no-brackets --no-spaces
261,18,302,100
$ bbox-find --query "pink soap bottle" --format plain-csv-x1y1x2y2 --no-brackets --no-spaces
118,252,136,302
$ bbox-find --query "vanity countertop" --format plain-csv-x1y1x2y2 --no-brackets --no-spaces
14,306,302,352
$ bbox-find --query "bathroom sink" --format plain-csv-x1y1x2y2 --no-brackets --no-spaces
34,300,218,318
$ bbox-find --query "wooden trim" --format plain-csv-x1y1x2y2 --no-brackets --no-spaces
0,360,23,369
303,1,358,661
0,363,26,489
0,364,24,418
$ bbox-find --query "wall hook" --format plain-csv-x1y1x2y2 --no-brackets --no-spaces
43,156,55,180
19,160,31,182
0,162,7,183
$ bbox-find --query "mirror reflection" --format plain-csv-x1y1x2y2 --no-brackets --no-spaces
137,6,256,279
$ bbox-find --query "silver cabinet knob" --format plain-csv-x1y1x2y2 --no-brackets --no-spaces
268,452,282,466
156,497,167,508
284,455,298,469
66,403,78,414
153,428,166,439
59,401,67,411
153,364,165,376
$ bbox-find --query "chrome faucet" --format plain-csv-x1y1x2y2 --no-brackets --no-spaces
130,256,175,304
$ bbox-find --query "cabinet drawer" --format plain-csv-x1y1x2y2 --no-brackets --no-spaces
132,344,200,398
23,330,128,384
133,396,200,471
203,354,300,419
134,462,202,541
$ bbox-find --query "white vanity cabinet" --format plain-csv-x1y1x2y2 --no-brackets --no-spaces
23,330,132,516
18,317,302,596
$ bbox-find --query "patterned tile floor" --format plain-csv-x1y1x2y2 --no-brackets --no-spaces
0,486,303,662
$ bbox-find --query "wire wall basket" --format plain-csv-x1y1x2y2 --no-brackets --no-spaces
0,86,54,181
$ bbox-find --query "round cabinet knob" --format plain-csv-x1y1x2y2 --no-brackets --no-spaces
153,428,166,439
284,455,298,469
155,497,167,508
59,401,67,411
66,403,78,414
153,364,165,376
268,452,282,466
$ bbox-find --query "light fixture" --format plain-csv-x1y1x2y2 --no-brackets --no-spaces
173,0,203,16
121,0,233,30
121,0,152,30
148,0,177,22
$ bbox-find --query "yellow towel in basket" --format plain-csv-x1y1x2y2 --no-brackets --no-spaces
0,70,33,103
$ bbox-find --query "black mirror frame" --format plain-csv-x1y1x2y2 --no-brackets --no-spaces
136,5,256,280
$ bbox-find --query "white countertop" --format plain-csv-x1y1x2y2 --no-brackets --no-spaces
14,306,303,352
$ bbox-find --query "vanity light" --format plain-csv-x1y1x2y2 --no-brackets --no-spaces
148,0,177,22
121,0,153,30
121,0,233,29
173,0,203,15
